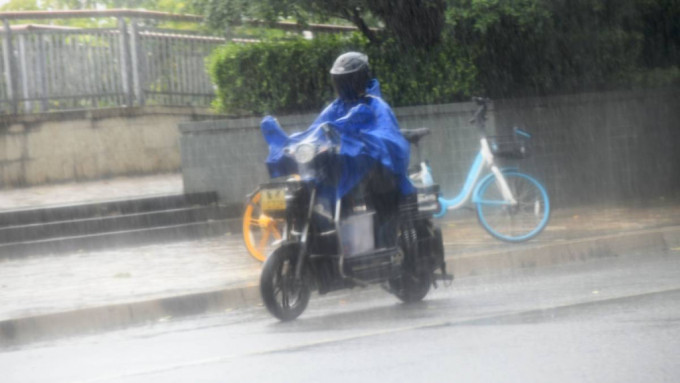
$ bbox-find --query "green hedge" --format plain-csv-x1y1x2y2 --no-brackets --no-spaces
208,35,478,114
210,36,343,114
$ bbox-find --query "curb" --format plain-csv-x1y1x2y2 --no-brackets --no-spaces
0,285,262,348
451,226,679,277
2,226,678,348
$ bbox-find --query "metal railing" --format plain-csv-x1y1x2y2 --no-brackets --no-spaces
0,10,223,114
0,9,365,115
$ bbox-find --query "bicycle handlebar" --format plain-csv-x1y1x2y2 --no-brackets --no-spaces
472,96,490,105
470,97,491,133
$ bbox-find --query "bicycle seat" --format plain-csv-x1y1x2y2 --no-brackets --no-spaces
400,128,430,145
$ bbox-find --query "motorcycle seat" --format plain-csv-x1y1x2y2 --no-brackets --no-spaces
400,128,430,145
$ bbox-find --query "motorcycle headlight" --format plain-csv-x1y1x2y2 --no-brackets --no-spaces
294,144,316,164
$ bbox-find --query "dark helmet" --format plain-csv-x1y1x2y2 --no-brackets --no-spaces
330,52,371,102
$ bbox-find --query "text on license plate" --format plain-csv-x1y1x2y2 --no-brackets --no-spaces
261,188,286,211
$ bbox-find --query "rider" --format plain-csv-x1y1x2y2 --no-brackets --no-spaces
320,52,413,195
323,52,413,247
261,51,413,247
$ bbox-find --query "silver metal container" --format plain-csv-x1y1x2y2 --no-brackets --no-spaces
340,212,375,256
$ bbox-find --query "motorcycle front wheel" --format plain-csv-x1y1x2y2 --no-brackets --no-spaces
260,243,310,321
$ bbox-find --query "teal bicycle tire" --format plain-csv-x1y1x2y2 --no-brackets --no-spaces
475,171,550,242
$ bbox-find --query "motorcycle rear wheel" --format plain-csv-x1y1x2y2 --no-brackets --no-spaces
260,243,310,321
390,221,431,303
390,269,431,303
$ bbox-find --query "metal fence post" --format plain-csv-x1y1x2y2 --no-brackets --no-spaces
36,33,48,112
18,34,32,113
129,20,145,106
117,17,134,107
2,19,18,114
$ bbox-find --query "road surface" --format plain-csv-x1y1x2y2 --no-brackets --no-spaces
2,249,679,383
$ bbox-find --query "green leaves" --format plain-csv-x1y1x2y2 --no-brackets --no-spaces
209,36,343,114
208,34,478,115
447,0,671,98
209,0,678,114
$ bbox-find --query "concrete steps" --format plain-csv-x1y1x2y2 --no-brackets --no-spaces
0,192,241,259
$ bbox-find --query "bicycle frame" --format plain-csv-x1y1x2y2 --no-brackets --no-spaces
433,137,517,218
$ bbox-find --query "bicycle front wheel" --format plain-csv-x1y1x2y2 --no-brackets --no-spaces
476,171,550,242
243,191,283,262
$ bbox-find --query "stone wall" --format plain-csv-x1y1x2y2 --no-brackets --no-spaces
0,107,218,188
493,88,680,206
180,88,680,208
180,114,315,205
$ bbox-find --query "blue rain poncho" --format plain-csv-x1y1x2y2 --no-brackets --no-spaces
261,79,414,199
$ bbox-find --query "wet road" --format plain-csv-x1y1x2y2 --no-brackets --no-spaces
3,249,680,383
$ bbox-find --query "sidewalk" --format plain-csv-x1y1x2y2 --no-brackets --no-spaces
1,175,679,344
0,173,183,211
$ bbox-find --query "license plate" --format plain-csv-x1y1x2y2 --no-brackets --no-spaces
261,188,286,211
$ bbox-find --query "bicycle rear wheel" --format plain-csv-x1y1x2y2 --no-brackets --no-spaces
475,171,550,242
243,191,283,262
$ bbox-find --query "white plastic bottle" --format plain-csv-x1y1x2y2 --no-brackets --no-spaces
420,162,434,186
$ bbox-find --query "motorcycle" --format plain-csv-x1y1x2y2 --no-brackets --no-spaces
257,117,452,321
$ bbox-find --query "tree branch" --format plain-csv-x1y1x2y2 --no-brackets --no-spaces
340,7,379,44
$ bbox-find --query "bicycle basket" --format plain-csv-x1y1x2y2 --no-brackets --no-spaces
487,128,531,159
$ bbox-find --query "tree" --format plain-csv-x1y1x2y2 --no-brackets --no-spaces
0,0,194,28
0,0,41,12
0,0,185,11
191,0,447,47
445,0,679,97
